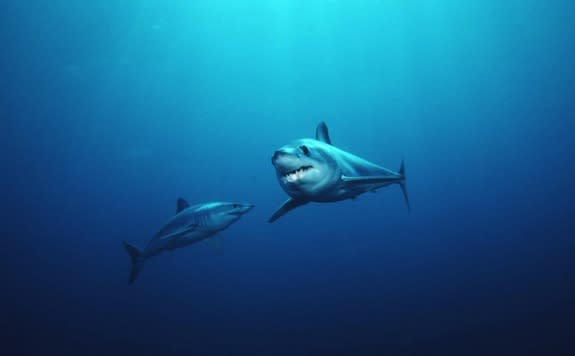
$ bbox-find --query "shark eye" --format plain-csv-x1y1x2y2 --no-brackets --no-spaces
299,145,310,156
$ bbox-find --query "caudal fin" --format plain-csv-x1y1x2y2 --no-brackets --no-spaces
122,242,145,285
398,159,411,212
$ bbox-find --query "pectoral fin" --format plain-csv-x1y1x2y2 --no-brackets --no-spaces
209,235,225,256
342,175,402,187
343,174,410,211
268,198,308,223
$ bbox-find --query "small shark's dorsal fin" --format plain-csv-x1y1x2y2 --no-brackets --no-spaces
315,122,332,145
176,198,190,214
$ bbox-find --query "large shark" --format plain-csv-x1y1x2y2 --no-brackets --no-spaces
269,122,409,222
122,198,254,284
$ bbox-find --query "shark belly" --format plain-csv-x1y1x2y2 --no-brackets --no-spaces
170,230,215,250
311,156,400,202
308,181,351,202
143,229,212,257
311,178,398,202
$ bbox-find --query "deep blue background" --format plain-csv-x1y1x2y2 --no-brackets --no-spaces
1,1,574,354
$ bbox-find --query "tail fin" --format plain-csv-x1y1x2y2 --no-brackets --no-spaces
122,242,145,285
398,159,411,212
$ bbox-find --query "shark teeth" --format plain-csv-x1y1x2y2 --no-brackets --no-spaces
283,165,313,182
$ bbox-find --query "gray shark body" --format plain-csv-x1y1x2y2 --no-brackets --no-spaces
269,122,409,222
123,198,253,284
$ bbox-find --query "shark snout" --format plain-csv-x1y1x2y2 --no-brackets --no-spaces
231,203,255,215
271,150,285,165
242,203,255,213
272,149,301,170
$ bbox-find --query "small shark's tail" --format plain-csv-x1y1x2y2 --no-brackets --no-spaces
398,159,411,212
122,242,146,285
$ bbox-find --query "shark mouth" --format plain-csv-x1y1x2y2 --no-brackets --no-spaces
282,165,313,183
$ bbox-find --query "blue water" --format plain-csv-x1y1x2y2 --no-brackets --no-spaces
2,0,574,354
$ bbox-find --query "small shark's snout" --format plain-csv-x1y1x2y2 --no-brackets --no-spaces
231,203,255,215
241,203,255,213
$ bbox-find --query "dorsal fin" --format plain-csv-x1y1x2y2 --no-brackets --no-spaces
315,122,332,144
176,198,190,214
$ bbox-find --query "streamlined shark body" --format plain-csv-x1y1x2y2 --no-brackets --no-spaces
269,122,409,222
122,199,254,284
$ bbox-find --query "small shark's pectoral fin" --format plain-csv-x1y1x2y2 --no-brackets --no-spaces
315,122,332,145
342,175,402,187
176,197,190,214
208,235,225,256
268,198,308,223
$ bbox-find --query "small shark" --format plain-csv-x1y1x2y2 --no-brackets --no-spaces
269,122,409,222
122,198,254,284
